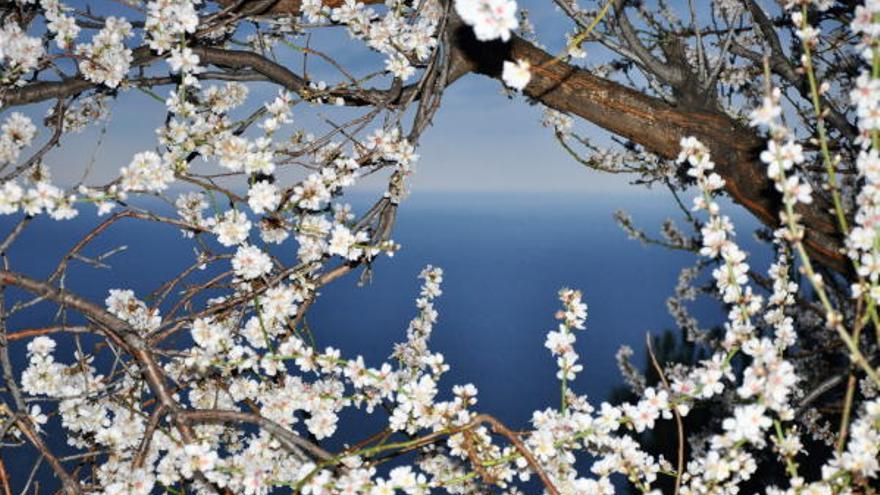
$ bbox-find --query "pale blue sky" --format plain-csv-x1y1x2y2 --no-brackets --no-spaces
15,0,721,195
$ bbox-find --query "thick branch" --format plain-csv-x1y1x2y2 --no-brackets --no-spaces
190,46,307,92
178,410,333,461
449,29,847,273
203,0,852,274
0,6,850,274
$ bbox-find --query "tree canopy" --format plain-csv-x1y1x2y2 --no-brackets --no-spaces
1,0,880,494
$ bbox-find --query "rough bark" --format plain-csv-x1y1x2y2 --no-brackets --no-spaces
0,3,850,274
444,27,847,273
220,3,853,276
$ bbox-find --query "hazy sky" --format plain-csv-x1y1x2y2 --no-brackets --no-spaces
397,76,636,193
17,0,666,196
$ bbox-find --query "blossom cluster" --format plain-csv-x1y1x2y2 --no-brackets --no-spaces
39,0,79,49
454,0,518,42
311,0,444,81
75,17,133,88
3,1,880,494
145,0,200,55
0,21,43,85
0,113,78,219
105,289,162,332
846,1,880,302
545,288,587,385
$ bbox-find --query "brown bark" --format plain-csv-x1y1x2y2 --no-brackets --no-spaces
202,3,857,274
0,2,850,273
442,28,847,273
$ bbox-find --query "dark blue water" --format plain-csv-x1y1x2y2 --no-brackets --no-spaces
0,191,769,489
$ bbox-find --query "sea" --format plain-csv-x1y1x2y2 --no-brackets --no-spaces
0,190,769,491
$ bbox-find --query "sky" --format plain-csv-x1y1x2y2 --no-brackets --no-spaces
32,71,636,194
0,2,785,488
378,75,635,193
8,0,788,198
7,0,665,196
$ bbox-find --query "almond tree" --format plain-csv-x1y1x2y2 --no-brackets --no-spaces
0,0,879,494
